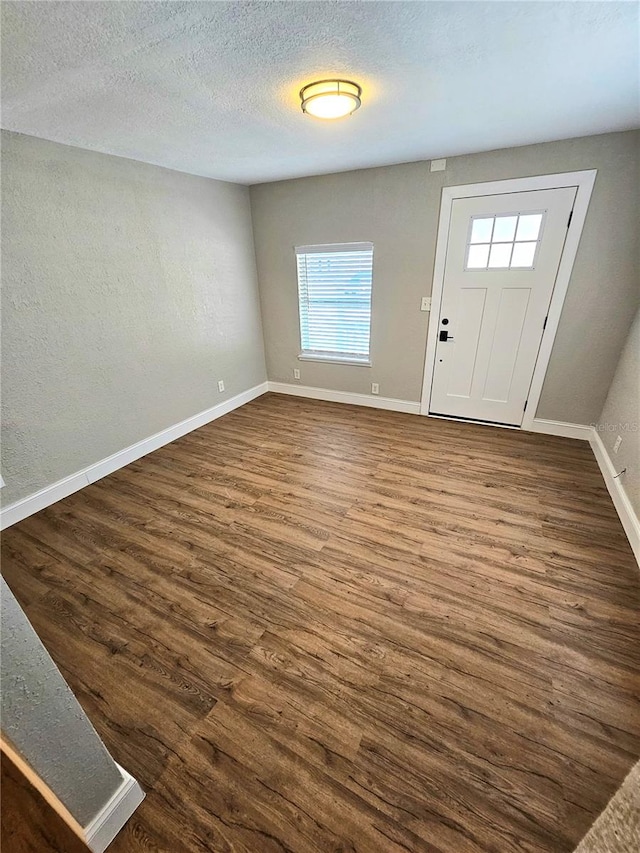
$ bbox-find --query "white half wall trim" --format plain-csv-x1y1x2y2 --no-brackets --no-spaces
0,744,143,853
1,578,145,845
0,382,268,530
84,764,145,853
590,429,640,566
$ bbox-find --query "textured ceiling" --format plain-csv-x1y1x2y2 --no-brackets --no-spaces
2,1,638,184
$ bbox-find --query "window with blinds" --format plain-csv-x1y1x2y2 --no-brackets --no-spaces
295,242,374,363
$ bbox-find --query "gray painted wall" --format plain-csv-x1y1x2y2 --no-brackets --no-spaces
1,576,124,826
597,308,640,516
251,130,639,424
1,131,266,505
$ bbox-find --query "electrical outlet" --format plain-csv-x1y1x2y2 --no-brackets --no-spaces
293,368,301,380
421,297,431,312
371,383,379,395
613,435,622,454
218,380,225,393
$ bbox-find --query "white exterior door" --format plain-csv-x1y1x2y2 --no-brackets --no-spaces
429,186,577,426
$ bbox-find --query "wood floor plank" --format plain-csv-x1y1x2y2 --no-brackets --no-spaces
2,393,639,852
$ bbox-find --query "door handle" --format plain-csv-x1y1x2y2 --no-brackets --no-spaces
439,330,454,342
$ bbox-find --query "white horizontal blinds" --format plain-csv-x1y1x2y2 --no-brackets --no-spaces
296,243,373,358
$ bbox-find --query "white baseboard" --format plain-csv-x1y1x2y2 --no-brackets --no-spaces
0,471,91,530
266,392,593,434
83,381,268,484
531,419,638,563
267,382,421,415
0,381,268,530
529,418,592,440
3,381,636,565
83,764,145,853
590,429,640,565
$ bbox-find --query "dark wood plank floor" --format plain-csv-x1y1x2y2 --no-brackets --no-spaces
2,393,639,853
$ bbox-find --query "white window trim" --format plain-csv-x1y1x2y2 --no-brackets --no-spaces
295,241,374,364
295,242,373,255
298,352,372,367
419,169,597,431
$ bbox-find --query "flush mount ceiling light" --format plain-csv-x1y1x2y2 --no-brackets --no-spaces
300,79,362,120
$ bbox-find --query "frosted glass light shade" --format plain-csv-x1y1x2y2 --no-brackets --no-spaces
300,80,362,119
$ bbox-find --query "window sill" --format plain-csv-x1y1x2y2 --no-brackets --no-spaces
298,352,372,367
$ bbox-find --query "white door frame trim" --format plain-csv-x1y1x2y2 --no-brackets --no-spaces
419,169,597,429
